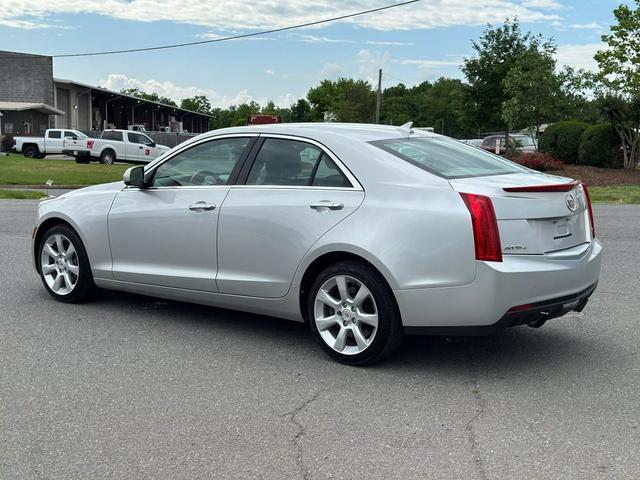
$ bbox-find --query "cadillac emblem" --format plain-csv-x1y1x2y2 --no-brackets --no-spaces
565,193,576,212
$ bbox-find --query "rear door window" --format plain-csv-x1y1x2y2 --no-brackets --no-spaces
48,130,61,139
245,138,352,187
371,136,528,179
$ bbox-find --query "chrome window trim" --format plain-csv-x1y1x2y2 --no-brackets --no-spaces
143,133,260,189
244,133,363,191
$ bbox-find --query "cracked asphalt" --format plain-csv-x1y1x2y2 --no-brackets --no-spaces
1,201,639,479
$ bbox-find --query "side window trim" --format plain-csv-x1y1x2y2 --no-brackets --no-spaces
236,134,361,190
145,135,258,188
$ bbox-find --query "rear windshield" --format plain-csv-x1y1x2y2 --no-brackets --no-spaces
370,136,529,179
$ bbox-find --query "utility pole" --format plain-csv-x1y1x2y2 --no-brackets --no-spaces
375,68,382,124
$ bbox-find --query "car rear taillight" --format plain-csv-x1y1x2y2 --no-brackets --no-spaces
459,193,503,262
87,140,94,149
582,184,596,239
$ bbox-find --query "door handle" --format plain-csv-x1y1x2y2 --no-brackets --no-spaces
189,202,216,212
310,201,344,211
139,146,143,149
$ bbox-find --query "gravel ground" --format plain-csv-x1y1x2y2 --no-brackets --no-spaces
0,201,638,479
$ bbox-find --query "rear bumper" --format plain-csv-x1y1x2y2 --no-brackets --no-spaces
396,239,603,332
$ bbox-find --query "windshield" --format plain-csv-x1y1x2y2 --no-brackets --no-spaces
370,136,529,179
513,135,536,147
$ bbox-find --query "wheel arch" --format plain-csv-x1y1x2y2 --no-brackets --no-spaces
101,147,116,159
33,216,84,270
298,248,400,323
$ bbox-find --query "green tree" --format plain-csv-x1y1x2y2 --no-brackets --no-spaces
290,99,313,122
307,78,375,122
593,0,640,169
462,19,549,137
120,88,177,107
180,95,212,114
501,42,560,144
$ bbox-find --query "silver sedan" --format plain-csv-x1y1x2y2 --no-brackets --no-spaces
33,123,603,365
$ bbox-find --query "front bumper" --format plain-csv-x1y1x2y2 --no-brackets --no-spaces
396,239,603,333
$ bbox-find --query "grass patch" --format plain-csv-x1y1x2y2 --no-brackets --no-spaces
588,185,640,204
0,189,48,199
0,153,128,186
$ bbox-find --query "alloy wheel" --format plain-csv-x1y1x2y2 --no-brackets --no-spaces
313,274,378,355
40,233,80,295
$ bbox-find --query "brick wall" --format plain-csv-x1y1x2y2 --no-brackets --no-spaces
0,51,54,105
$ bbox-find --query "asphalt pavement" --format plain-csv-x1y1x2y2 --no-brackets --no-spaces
1,201,638,479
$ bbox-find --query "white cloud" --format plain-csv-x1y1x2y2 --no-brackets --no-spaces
366,40,415,46
555,43,603,71
569,22,603,30
320,62,343,79
0,0,561,31
356,49,391,84
264,69,275,75
99,73,294,108
297,34,352,43
397,59,461,69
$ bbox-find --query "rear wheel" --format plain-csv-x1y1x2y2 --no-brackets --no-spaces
37,225,97,303
307,261,403,365
100,150,115,165
23,146,38,158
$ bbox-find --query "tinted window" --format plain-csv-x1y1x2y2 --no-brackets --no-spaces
102,131,123,141
64,131,78,140
371,136,528,179
246,138,322,186
128,132,152,145
48,130,61,139
153,137,250,187
482,137,495,148
312,155,351,187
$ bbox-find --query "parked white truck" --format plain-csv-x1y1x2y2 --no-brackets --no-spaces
63,129,171,165
14,129,88,158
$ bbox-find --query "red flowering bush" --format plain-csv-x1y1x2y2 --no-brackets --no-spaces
512,152,563,172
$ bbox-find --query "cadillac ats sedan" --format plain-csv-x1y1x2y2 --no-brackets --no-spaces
33,123,602,365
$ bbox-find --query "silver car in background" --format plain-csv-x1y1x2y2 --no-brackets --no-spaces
32,123,602,365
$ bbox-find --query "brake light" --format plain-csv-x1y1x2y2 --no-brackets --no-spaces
459,193,503,262
582,184,596,239
503,180,579,192
87,140,94,149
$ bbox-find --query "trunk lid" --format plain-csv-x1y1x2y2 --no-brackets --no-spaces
450,173,592,255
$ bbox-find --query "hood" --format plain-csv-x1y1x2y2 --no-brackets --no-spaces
42,181,125,203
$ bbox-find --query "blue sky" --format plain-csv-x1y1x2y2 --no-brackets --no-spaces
0,0,626,107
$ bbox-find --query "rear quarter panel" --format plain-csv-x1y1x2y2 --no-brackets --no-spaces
294,182,477,291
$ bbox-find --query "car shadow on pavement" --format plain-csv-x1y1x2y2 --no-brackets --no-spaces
89,291,606,376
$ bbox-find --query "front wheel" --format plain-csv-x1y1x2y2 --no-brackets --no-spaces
307,261,403,365
37,225,97,303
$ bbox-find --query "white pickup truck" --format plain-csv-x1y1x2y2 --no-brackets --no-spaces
63,129,171,165
14,129,88,158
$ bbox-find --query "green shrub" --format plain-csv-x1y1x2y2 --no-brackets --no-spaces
578,124,623,169
539,121,590,164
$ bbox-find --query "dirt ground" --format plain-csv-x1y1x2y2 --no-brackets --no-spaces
550,165,640,186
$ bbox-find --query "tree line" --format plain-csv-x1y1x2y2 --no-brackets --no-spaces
123,1,640,170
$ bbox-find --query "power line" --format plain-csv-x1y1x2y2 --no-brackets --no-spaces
51,0,421,58
382,72,412,85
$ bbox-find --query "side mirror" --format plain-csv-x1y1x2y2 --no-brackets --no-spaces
123,166,146,188
148,141,156,147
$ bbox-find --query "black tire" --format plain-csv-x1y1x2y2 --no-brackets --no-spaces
307,261,403,366
36,224,98,303
100,149,115,165
75,156,90,164
23,146,39,158
36,153,47,159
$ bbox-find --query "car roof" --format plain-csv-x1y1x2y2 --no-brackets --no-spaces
193,122,440,144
